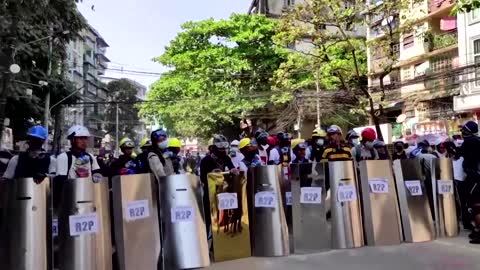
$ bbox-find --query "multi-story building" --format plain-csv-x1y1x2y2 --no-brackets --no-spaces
65,22,110,150
454,9,480,119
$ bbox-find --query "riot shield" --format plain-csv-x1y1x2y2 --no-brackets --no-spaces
207,171,251,262
393,159,435,242
329,161,364,249
290,162,330,253
432,158,458,238
160,174,210,269
358,160,402,246
57,177,112,270
249,165,289,257
112,174,161,270
0,178,51,270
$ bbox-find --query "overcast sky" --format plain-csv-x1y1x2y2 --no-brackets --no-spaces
77,0,252,88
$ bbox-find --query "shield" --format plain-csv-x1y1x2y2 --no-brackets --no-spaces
433,158,458,238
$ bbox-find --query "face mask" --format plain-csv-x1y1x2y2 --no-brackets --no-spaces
352,139,360,146
229,150,237,157
316,139,324,146
365,141,374,149
231,147,239,153
454,139,464,147
158,141,168,150
395,145,403,152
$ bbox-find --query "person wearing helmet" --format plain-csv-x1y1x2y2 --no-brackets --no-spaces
322,125,353,161
346,130,360,147
3,125,56,182
164,138,184,174
238,138,261,172
352,128,379,162
135,138,152,174
310,128,327,162
148,129,174,180
109,138,136,176
255,129,272,165
292,139,309,164
392,140,407,160
230,139,245,168
200,134,237,242
269,132,292,165
373,140,389,160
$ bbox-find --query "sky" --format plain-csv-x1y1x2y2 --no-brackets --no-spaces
77,0,253,89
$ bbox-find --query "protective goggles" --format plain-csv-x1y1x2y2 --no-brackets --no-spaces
121,141,135,148
214,142,230,149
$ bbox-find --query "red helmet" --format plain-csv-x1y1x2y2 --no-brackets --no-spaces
267,136,277,147
361,128,377,141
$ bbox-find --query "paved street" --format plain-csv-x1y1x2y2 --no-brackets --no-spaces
209,235,480,270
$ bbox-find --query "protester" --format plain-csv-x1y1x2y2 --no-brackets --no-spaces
238,137,261,172
352,128,378,162
148,129,173,180
229,139,244,169
346,130,360,147
310,128,326,162
291,139,309,164
322,125,353,161
109,138,136,176
269,132,292,165
435,142,449,158
165,138,184,174
255,129,272,165
373,140,389,160
392,140,407,160
135,138,152,174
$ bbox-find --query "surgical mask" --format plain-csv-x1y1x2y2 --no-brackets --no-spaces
352,138,360,146
158,141,168,150
454,139,464,147
316,139,324,146
231,147,239,153
365,141,374,149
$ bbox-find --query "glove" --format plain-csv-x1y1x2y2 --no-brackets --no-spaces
92,173,103,183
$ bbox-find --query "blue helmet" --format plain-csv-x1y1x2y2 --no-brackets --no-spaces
151,129,167,142
27,125,48,140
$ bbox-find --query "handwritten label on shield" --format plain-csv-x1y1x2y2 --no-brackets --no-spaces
217,193,238,210
255,191,277,208
69,213,99,236
171,206,195,223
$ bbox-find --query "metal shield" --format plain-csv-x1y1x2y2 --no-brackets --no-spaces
112,174,161,270
329,161,364,249
358,160,403,246
392,159,435,242
1,178,51,270
94,177,112,270
160,174,210,269
207,171,251,262
290,162,330,253
432,158,459,238
249,165,289,257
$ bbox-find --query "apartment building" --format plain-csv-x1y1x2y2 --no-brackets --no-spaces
65,23,110,150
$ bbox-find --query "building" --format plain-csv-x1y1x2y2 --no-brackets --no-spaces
101,76,147,100
454,9,480,119
65,22,110,151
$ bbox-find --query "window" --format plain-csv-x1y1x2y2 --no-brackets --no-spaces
403,33,414,49
286,0,295,6
402,67,412,80
474,39,480,86
430,56,453,73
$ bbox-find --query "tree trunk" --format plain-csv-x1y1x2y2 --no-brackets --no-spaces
52,107,64,156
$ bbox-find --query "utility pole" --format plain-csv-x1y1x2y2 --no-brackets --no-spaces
43,28,53,150
315,70,321,128
115,103,119,158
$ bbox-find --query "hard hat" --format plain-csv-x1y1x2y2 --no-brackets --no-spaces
213,134,229,149
312,128,326,138
291,138,306,150
208,137,214,147
361,128,376,141
119,138,135,148
27,125,48,140
462,120,478,134
67,125,90,139
151,129,167,142
346,130,359,140
327,125,342,134
373,139,385,148
168,138,182,148
254,129,269,140
239,138,252,150
231,140,240,147
140,138,152,148
267,136,277,146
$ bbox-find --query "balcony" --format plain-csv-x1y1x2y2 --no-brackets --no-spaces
430,31,457,51
429,0,455,17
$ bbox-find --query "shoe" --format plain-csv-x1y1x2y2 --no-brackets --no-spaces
469,231,480,239
470,237,480,244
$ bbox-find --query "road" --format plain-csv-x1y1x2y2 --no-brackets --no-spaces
208,235,480,270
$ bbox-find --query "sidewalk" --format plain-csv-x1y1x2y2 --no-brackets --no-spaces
208,236,480,270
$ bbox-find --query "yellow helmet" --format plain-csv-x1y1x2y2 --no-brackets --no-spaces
119,137,134,148
139,138,152,148
312,128,326,138
208,138,214,147
168,138,182,148
291,138,306,149
239,138,252,150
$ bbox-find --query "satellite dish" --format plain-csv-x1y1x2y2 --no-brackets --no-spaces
396,114,407,123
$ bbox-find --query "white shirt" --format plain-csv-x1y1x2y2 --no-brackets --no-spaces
230,152,244,169
3,154,56,180
56,152,100,179
269,148,295,164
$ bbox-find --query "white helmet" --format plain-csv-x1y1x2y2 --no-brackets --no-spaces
231,140,240,147
67,125,90,139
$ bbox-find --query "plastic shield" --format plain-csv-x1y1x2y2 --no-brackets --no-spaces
329,161,364,249
290,162,330,253
207,171,251,262
112,174,161,270
393,159,435,242
0,178,51,270
358,160,403,246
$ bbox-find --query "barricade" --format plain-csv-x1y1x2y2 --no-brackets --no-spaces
393,159,435,242
358,160,403,246
207,171,251,262
290,162,330,253
0,177,51,270
329,161,364,249
57,177,112,270
160,174,210,269
112,174,161,270
249,165,289,257
432,158,459,238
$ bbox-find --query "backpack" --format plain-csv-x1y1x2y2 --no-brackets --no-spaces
66,151,93,174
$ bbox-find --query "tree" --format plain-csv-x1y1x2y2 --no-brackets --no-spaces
105,79,141,142
275,0,411,139
0,0,85,143
140,14,288,138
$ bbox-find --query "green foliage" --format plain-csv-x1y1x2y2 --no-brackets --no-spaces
141,14,287,138
105,79,141,140
453,0,480,13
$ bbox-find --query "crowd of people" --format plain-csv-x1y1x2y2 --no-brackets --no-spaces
1,119,480,247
